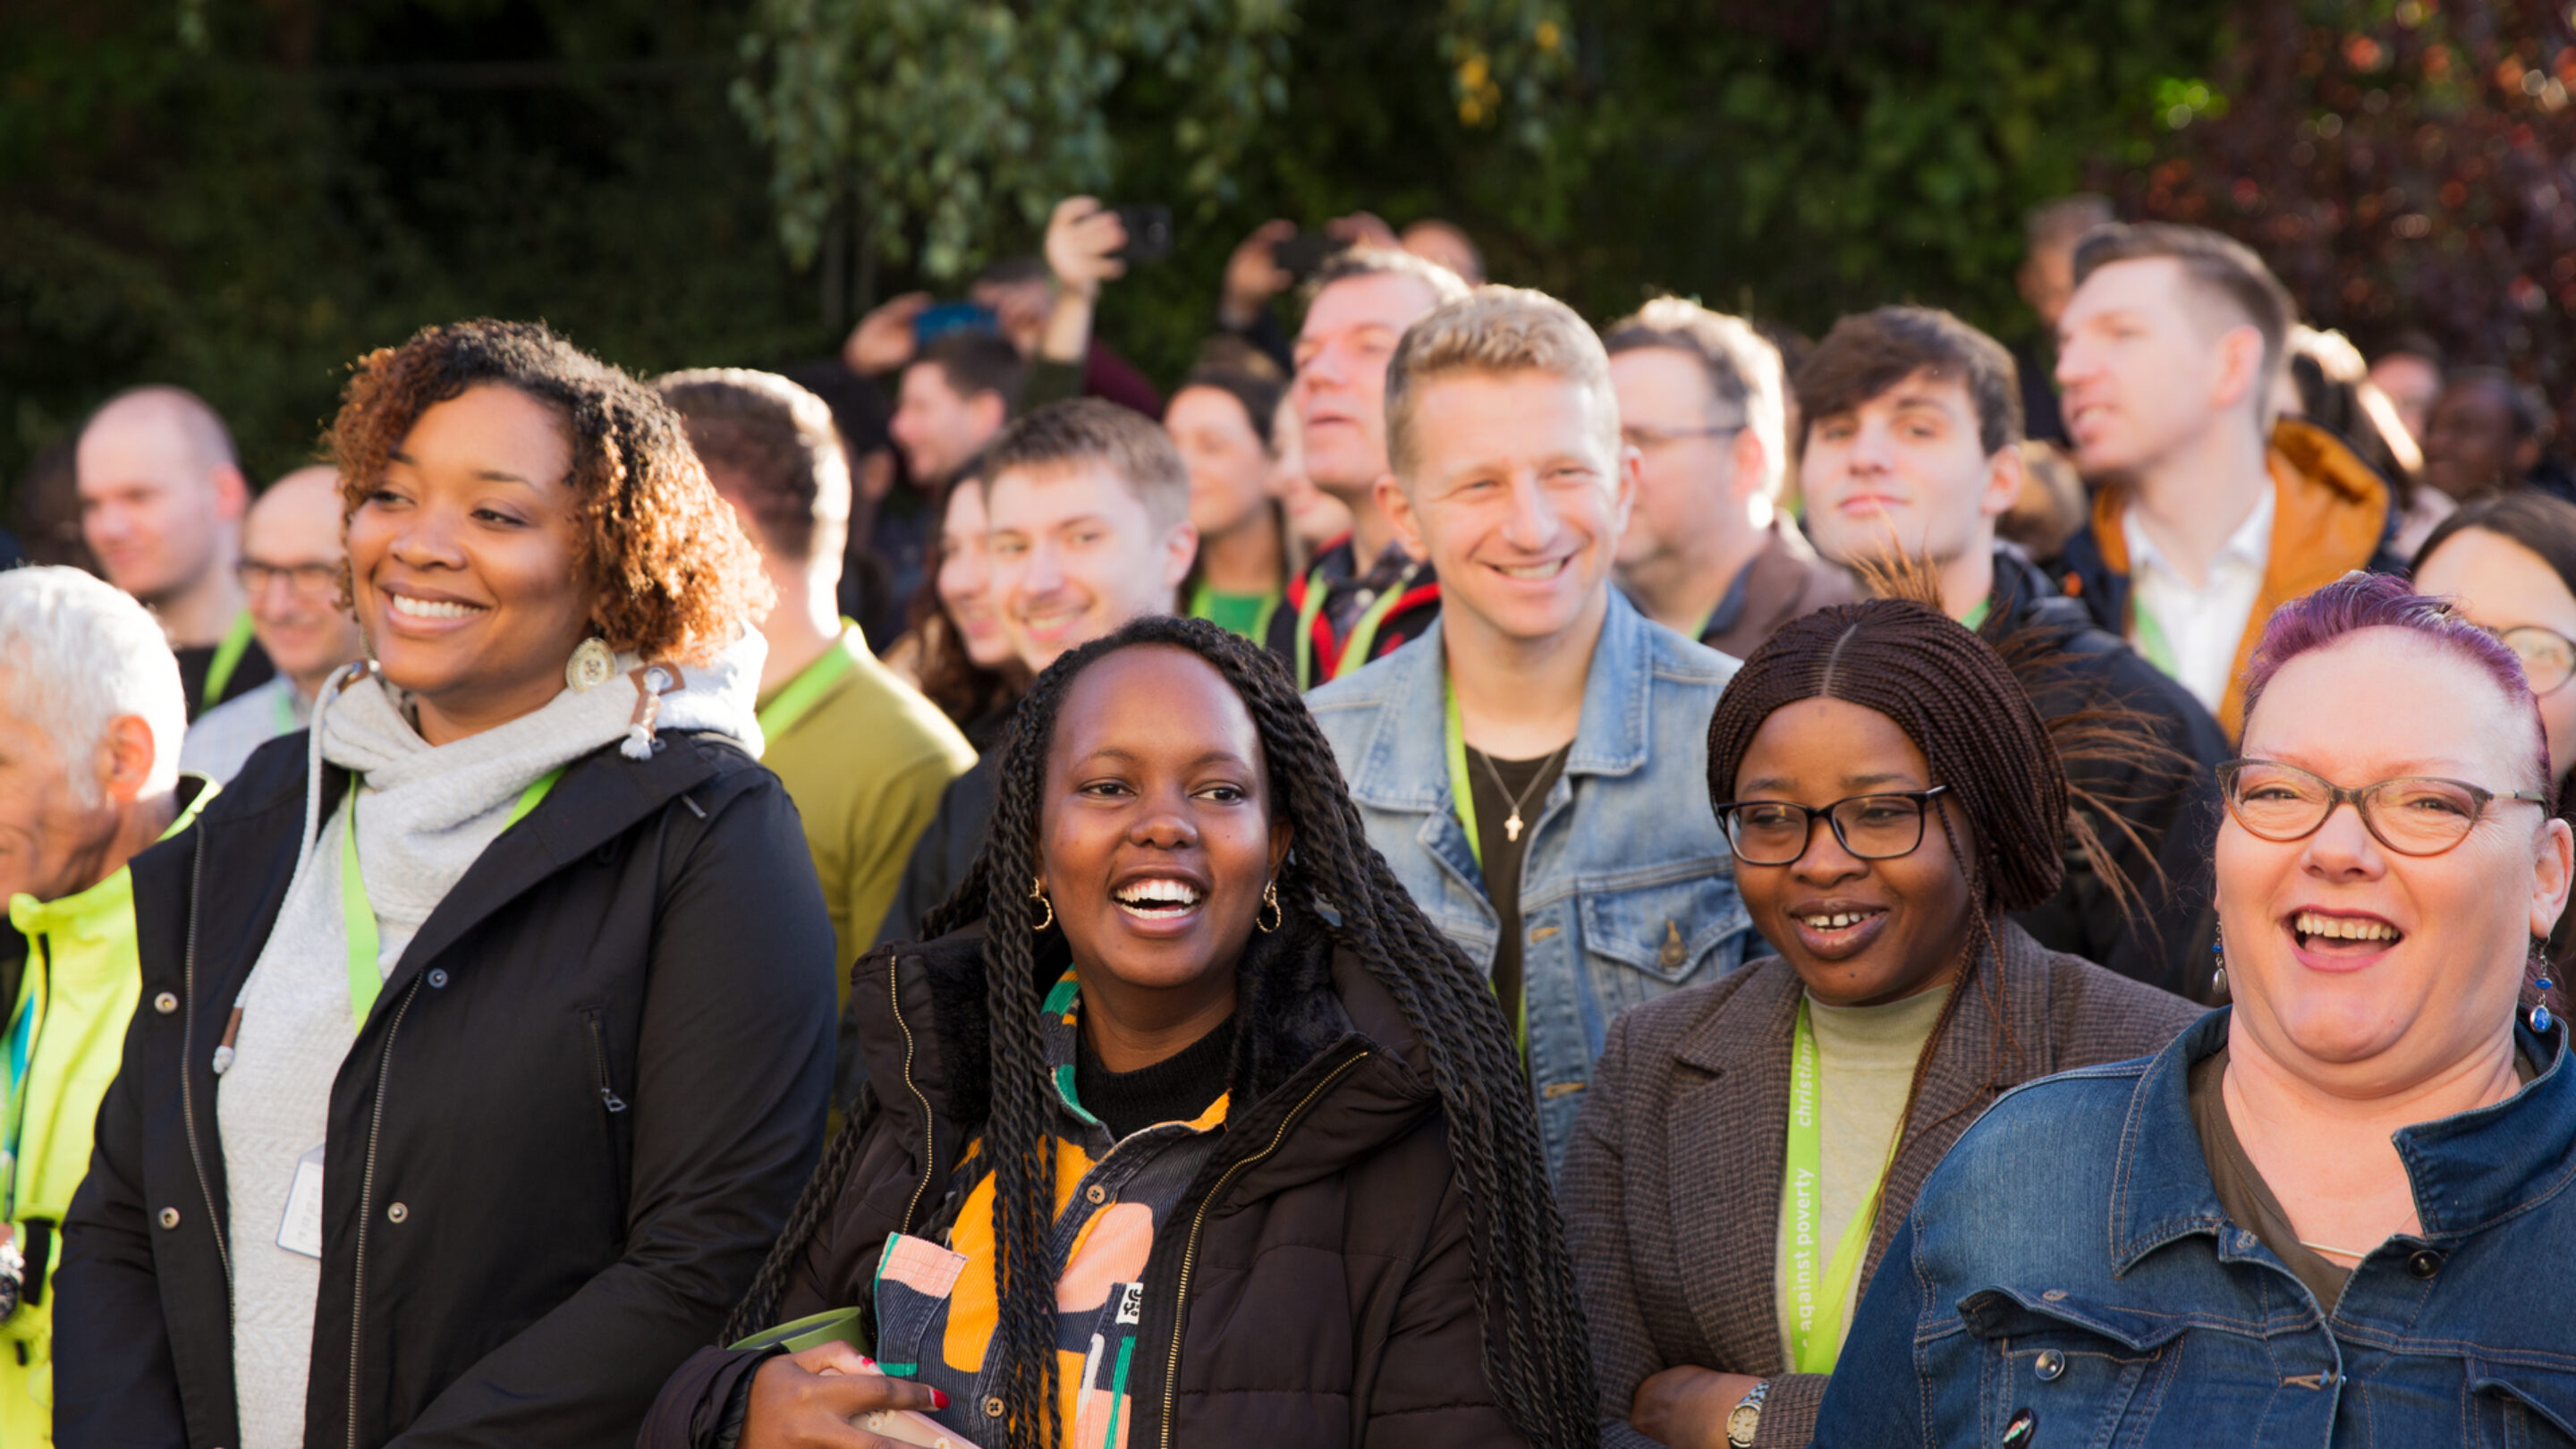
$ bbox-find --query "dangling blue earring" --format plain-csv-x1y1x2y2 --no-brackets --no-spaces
2210,939,2228,1001
2536,971,2558,1034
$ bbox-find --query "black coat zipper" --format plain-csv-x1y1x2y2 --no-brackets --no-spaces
586,1012,629,1114
347,979,422,1449
178,842,233,1301
891,959,938,1234
1157,1049,1369,1449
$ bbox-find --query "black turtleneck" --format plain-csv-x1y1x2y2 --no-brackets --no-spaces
1074,1014,1238,1141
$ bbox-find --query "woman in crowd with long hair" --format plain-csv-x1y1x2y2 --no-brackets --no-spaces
1564,597,2201,1449
1816,572,2576,1443
892,468,1025,751
1169,366,1291,641
58,320,838,1448
644,615,1597,1449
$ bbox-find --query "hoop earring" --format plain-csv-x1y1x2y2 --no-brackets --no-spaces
1029,876,1055,933
2209,938,2229,1002
1257,880,1282,934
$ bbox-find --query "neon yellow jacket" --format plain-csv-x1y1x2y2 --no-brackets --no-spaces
2,782,213,1448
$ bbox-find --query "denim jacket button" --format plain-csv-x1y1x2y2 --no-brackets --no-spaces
2405,1248,2444,1278
2032,1349,2065,1382
2001,1408,2038,1446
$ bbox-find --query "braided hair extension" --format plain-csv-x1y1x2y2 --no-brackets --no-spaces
733,614,1597,1449
1706,597,2090,1140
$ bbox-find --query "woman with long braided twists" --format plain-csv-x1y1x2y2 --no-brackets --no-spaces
643,614,1596,1449
1563,597,2201,1449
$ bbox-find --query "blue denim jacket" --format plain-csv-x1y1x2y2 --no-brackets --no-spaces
1308,592,1753,1172
1812,1008,2576,1447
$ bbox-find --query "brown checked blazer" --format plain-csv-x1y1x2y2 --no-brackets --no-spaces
1561,920,2205,1447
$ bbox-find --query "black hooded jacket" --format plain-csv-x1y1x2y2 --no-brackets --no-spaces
642,914,1526,1449
1988,545,2232,998
55,728,837,1449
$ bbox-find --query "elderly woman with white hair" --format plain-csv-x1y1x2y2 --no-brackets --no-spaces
0,564,207,1448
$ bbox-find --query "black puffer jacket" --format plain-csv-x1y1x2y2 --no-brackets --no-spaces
643,914,1526,1449
55,729,836,1449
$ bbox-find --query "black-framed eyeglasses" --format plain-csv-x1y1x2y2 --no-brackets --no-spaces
1710,787,1951,866
237,560,341,597
2490,624,2576,697
2217,758,2548,858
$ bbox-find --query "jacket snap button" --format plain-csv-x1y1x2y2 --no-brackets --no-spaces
387,1202,409,1224
154,992,179,1014
157,1207,181,1229
1085,1184,1107,1206
2406,1248,2443,1278
982,1396,1005,1419
2033,1349,2065,1382
2001,1407,2038,1446
427,968,449,989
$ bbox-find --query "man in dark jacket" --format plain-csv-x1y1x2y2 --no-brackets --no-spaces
55,729,835,1449
1794,305,2230,997
1603,297,1857,659
1263,248,1468,689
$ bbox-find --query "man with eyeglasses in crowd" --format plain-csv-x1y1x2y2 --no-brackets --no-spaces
178,466,369,783
1604,298,1857,659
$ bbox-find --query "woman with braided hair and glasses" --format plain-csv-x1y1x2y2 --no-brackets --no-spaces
1563,596,2201,1449
1816,572,2576,1445
643,614,1597,1449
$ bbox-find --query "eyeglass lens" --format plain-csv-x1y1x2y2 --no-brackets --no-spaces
240,562,340,595
1726,795,1928,865
2224,762,2484,855
2500,626,2576,695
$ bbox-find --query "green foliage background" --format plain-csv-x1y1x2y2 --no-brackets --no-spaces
21,0,2541,518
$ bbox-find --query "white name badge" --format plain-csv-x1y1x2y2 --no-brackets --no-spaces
277,1143,326,1258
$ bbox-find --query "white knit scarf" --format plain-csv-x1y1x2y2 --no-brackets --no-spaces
218,634,763,1449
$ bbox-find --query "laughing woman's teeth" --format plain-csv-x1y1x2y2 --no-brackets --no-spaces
2293,911,2399,942
1800,911,1876,929
1115,878,1205,917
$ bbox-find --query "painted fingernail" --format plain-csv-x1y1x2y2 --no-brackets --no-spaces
931,1389,951,1410
860,1356,876,1368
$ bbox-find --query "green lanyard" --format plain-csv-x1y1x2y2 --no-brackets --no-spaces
1444,682,1535,1055
756,622,860,748
1958,597,1991,632
1783,996,1906,1373
2130,604,2180,678
1188,582,1284,645
201,609,258,711
275,682,301,735
341,767,561,1030
1292,560,1418,691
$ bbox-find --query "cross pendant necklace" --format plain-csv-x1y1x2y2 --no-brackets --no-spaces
1472,740,1572,844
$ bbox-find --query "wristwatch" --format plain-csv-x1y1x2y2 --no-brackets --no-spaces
1725,1378,1770,1448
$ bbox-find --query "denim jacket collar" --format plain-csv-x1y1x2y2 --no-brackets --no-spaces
1338,589,1657,816
2111,1007,2576,1272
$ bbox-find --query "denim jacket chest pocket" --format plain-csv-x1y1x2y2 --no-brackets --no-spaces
1958,1287,2194,1445
1573,870,1750,1017
2470,1360,2576,1448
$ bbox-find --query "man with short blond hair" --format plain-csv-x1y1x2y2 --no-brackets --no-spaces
75,386,273,718
0,567,214,1446
178,466,369,783
1309,287,1754,1173
1604,297,1854,658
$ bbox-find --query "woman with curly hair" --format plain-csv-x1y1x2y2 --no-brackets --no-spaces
642,615,1598,1449
57,320,841,1449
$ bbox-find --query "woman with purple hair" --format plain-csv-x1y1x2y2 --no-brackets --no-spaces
1813,572,2576,1445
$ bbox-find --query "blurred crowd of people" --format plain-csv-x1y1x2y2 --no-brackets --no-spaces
4,191,2575,1449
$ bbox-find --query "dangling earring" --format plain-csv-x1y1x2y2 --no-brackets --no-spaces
2536,969,2559,1035
1257,880,1282,934
2209,938,2229,1002
565,636,616,692
1029,876,1055,933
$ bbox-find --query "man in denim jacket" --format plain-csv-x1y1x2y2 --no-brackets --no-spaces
1309,286,1753,1174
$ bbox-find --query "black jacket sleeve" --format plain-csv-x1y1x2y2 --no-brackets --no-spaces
392,774,837,1447
55,965,191,1448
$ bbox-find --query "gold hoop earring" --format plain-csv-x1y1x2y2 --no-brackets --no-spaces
1257,879,1282,934
1029,876,1055,933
